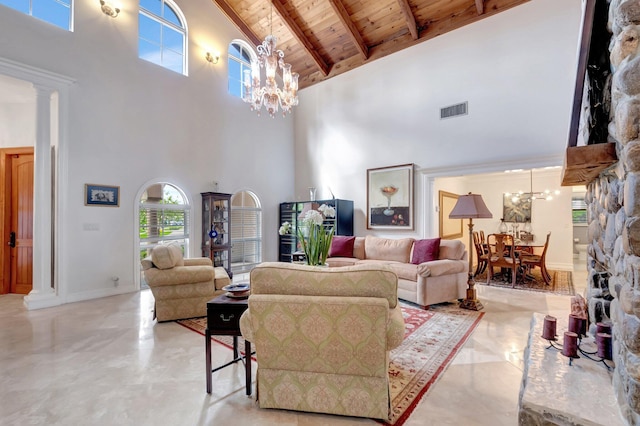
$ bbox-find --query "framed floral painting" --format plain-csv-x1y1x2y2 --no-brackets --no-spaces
367,163,414,230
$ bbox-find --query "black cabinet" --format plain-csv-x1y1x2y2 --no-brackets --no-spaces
201,192,233,277
278,199,353,262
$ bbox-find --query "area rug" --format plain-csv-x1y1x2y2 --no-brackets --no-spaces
476,268,575,296
177,303,483,426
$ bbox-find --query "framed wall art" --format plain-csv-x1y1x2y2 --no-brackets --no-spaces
439,191,463,239
503,193,531,222
367,163,414,230
85,184,120,207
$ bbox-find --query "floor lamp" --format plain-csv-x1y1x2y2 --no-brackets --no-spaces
449,192,493,311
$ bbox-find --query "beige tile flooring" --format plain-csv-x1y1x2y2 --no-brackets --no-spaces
0,262,588,426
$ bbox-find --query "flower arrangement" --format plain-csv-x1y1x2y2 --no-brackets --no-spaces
279,203,336,266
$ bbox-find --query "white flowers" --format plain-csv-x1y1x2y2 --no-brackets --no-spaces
300,204,336,227
278,204,336,266
279,221,292,236
318,204,336,218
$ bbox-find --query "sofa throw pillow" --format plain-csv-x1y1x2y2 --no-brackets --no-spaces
329,235,356,258
411,238,441,264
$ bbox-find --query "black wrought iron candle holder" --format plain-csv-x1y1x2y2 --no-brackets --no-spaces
541,315,613,369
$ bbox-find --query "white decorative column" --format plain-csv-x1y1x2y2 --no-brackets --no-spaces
23,84,57,309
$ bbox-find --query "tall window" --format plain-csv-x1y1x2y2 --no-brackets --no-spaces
228,40,254,98
0,0,72,30
230,191,262,274
139,0,187,75
138,182,190,262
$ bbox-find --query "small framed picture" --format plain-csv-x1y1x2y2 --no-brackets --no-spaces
85,184,119,207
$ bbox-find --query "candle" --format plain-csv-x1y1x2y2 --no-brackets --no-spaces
597,322,612,335
562,332,579,358
542,315,557,340
596,332,613,360
580,316,588,337
568,314,584,337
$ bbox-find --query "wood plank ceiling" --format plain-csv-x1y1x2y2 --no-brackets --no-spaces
213,0,531,89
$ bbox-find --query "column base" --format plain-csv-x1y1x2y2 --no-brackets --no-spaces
23,289,60,310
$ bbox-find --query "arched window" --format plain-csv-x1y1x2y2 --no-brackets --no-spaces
230,190,262,274
0,0,72,30
228,40,255,98
138,182,191,285
139,0,187,75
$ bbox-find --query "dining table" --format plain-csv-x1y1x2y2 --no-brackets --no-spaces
484,236,548,284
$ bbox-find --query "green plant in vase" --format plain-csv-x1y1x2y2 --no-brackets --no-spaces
279,204,335,266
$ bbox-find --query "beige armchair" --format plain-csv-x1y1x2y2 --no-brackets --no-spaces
141,243,231,321
239,262,405,421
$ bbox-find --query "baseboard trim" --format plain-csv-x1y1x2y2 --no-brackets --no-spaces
64,285,137,304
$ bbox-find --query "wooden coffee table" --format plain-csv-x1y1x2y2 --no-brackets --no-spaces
205,294,252,395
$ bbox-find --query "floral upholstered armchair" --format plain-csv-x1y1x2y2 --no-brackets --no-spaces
239,262,405,421
141,243,230,321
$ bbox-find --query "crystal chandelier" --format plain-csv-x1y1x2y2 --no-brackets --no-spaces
242,1,299,117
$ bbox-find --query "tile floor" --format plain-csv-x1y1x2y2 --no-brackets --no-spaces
0,261,588,426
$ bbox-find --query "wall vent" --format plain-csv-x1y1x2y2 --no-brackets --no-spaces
440,102,468,119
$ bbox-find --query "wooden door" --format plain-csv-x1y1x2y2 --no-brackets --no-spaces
7,152,34,294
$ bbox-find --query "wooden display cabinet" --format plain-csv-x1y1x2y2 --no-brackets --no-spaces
201,192,232,278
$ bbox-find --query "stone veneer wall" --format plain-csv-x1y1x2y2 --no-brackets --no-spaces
586,1,640,424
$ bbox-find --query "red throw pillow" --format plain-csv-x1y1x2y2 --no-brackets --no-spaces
411,238,441,264
329,236,356,258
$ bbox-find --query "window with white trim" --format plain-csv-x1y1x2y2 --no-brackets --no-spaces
0,0,72,30
230,191,262,274
139,0,187,75
228,41,254,98
139,183,190,264
572,195,587,225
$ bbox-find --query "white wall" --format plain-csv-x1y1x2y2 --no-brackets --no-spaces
0,75,35,147
294,0,582,242
0,0,295,302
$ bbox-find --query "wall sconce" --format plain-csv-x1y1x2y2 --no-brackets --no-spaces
100,0,120,18
205,52,220,64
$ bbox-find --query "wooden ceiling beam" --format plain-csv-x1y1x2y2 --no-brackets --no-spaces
395,0,419,40
475,0,485,15
211,0,261,47
327,0,368,60
272,0,331,76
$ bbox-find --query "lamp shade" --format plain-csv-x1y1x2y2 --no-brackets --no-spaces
449,193,493,219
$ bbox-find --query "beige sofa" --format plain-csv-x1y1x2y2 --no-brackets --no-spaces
326,236,468,308
239,262,405,420
141,243,231,321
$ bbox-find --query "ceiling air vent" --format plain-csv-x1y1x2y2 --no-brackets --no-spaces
440,102,468,119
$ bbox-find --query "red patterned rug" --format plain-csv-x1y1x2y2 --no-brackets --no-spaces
177,302,483,426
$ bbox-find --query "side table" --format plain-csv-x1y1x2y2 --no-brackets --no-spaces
205,294,252,395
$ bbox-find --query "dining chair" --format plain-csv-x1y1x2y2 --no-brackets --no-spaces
479,230,486,245
486,233,517,287
472,231,488,276
520,232,552,285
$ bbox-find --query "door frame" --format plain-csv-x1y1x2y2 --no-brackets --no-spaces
0,147,34,294
0,57,74,308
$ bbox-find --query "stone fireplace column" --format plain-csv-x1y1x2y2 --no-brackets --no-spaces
586,1,640,424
